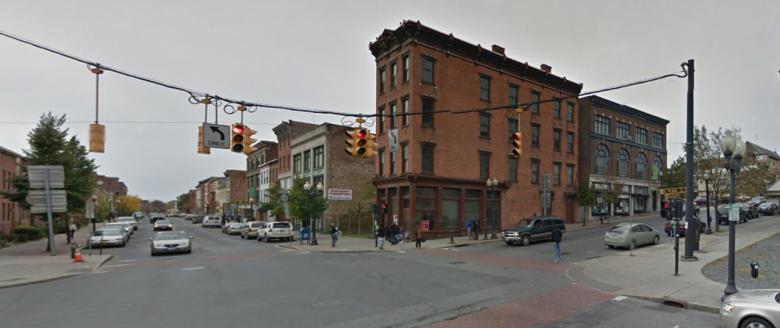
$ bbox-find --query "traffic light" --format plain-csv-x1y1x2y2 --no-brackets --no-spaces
242,125,257,155
197,126,210,154
661,200,670,219
231,123,245,153
512,132,522,157
89,123,105,153
345,128,365,157
363,132,377,158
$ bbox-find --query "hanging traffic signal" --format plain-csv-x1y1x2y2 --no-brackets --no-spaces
231,123,245,153
345,128,362,157
363,132,376,158
242,125,257,155
197,126,210,154
89,123,105,153
512,132,522,157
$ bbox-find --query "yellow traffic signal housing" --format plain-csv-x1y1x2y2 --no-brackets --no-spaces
362,132,377,158
344,128,362,157
512,131,522,157
242,126,257,155
231,124,245,153
197,126,210,154
89,123,105,153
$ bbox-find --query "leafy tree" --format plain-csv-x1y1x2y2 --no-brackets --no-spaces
576,183,595,207
176,193,190,212
662,156,687,189
287,178,327,227
263,183,286,219
115,195,142,216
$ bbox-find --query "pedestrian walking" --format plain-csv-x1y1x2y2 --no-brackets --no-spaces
330,224,341,247
68,222,77,242
466,219,474,240
377,223,386,250
390,223,400,245
415,224,424,249
552,225,563,262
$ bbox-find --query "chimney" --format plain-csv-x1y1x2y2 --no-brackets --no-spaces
491,44,505,55
541,64,552,74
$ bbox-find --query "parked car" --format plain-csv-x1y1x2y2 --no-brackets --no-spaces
116,216,138,231
501,216,566,246
225,222,246,235
132,211,146,222
191,215,204,224
758,202,779,216
241,221,267,240
720,289,780,328
202,215,221,228
88,228,126,248
153,219,174,231
149,231,192,256
739,203,760,220
184,214,195,221
605,223,660,249
749,196,768,206
664,217,706,236
149,214,165,224
104,222,133,238
259,221,294,242
717,205,748,225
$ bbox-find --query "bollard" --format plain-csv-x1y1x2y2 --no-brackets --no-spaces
450,231,454,244
70,242,77,259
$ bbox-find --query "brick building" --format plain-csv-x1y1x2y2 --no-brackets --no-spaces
577,96,668,219
370,21,583,237
95,175,128,196
0,145,27,237
272,121,318,192
245,141,278,220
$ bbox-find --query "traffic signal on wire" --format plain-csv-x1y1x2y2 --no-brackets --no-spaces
512,132,522,157
89,123,105,153
242,125,257,155
345,128,376,158
231,123,245,153
197,126,210,154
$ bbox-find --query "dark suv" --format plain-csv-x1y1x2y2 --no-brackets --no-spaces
502,216,565,246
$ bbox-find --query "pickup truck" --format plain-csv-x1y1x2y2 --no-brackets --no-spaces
502,216,565,246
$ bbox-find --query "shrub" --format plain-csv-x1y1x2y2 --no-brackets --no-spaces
11,225,46,243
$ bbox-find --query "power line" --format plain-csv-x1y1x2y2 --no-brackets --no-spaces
0,120,277,125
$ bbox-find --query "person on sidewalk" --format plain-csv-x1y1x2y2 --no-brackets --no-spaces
377,223,386,250
389,223,400,245
330,224,340,247
414,224,423,249
552,225,562,262
466,219,474,240
68,222,77,243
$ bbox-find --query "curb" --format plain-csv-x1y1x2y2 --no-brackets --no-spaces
628,295,719,314
0,255,112,290
431,239,501,249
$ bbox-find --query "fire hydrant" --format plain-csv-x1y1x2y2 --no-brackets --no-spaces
70,242,77,259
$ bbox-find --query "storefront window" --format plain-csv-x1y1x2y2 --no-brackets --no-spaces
464,190,482,230
487,190,501,231
415,187,437,230
442,189,460,230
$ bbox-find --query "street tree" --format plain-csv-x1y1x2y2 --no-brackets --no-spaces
263,183,286,220
287,178,327,228
115,195,142,216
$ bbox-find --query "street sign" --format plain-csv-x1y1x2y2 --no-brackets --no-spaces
541,174,551,192
660,187,686,196
202,123,230,149
26,190,67,207
729,204,740,222
27,165,65,189
280,192,289,203
388,128,399,153
327,188,353,201
31,204,67,214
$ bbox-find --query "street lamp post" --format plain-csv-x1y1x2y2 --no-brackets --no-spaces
486,177,499,239
91,195,97,233
304,181,324,246
249,198,254,221
721,132,745,296
703,172,713,234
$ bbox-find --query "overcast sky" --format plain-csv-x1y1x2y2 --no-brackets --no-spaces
1,1,778,201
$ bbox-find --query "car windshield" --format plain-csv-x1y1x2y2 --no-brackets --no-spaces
154,232,187,240
517,219,533,228
156,220,171,225
95,229,122,236
273,223,291,228
609,225,630,233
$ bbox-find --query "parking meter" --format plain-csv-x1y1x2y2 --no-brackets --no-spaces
750,262,759,279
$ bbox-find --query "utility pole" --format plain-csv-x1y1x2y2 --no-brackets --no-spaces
682,59,698,261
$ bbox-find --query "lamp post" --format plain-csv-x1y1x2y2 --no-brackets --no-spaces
721,132,745,296
91,195,97,233
249,198,254,221
486,177,499,239
703,172,713,234
304,181,324,246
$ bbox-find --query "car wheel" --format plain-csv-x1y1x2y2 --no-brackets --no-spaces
653,235,660,245
607,245,614,249
520,235,531,246
265,235,270,243
186,248,192,254
241,235,245,239
739,316,773,328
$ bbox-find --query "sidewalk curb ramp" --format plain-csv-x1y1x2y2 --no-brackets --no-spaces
630,295,719,314
0,255,113,290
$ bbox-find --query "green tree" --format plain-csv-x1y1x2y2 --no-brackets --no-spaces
287,178,327,227
662,156,687,189
576,183,595,207
262,183,286,219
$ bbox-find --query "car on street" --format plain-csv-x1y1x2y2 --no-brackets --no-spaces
664,217,706,236
149,214,165,224
88,228,127,248
501,216,566,246
749,196,768,206
720,289,780,328
225,222,246,235
184,214,194,221
153,219,174,231
604,223,660,249
758,202,779,216
116,216,138,230
259,221,294,242
132,211,146,222
201,215,221,228
190,215,204,224
149,231,192,256
717,205,748,225
241,221,267,240
104,222,133,238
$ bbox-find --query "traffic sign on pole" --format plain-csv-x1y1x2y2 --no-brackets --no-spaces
202,123,230,149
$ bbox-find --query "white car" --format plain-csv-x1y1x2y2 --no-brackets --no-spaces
150,231,192,255
241,221,267,239
259,221,293,242
104,222,133,238
202,216,222,228
88,228,127,247
116,217,138,231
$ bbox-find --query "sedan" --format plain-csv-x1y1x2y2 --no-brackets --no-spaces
104,222,133,239
721,289,780,328
605,223,660,249
225,222,246,235
241,221,267,240
116,216,138,231
149,231,192,256
718,206,748,225
153,219,174,231
88,228,126,248
759,202,779,216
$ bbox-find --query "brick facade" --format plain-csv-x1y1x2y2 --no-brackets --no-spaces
96,175,128,196
0,146,26,237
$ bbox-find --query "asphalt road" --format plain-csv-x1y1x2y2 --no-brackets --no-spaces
0,216,721,328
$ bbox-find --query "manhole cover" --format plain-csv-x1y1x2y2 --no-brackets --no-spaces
448,261,467,265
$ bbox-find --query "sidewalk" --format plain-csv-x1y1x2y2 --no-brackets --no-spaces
280,234,498,253
0,224,112,289
565,212,658,233
570,215,780,312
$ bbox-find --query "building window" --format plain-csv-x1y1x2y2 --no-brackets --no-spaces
389,102,397,129
480,75,491,101
402,97,409,127
293,154,302,175
595,115,610,135
653,133,664,148
553,162,561,186
509,84,518,107
479,152,490,180
378,67,386,93
636,153,647,179
415,187,437,230
508,156,518,182
422,98,434,128
422,143,434,174
313,146,324,170
479,112,491,138
402,54,410,82
422,56,434,84
566,132,575,153
597,144,609,175
617,148,629,177
507,118,518,143
390,62,397,88
553,129,561,152
378,106,385,135
553,100,561,119
652,157,662,181
566,164,574,187
636,128,648,145
378,150,384,177
389,150,396,175
531,159,540,184
303,150,311,173
313,175,324,189
617,122,630,140
566,102,574,122
401,144,408,173
531,124,540,147
530,91,541,115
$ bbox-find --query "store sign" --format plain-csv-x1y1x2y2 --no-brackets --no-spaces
327,188,352,201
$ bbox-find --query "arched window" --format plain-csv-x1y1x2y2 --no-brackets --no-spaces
636,153,647,179
653,157,662,181
617,149,629,177
596,144,609,175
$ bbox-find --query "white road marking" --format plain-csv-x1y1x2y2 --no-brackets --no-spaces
92,271,109,274
117,259,138,263
180,266,206,271
613,296,628,302
397,250,406,254
104,264,135,268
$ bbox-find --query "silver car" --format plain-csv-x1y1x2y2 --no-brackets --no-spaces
104,222,133,238
721,289,780,328
88,228,126,247
225,222,246,235
604,223,660,249
116,217,138,231
150,231,192,255
241,221,267,239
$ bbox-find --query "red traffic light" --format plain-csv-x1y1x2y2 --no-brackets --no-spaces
233,124,245,134
357,129,367,139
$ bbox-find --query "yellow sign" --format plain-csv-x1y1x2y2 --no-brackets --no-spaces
660,187,686,195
